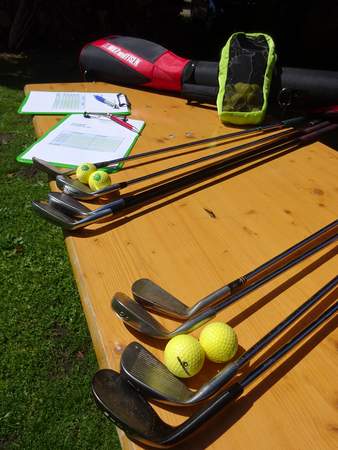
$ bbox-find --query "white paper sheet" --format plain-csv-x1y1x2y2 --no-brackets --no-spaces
18,91,130,115
17,114,144,168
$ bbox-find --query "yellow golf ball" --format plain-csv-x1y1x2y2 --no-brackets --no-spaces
75,163,97,184
88,170,111,191
164,334,205,378
199,322,238,363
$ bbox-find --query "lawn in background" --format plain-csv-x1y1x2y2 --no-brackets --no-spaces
0,52,121,450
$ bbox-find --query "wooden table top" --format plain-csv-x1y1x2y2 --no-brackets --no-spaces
25,82,337,450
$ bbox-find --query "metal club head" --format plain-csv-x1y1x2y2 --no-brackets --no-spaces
132,279,190,319
31,200,111,229
48,192,93,218
112,293,214,339
92,369,173,445
93,367,245,446
121,342,239,406
132,278,232,319
120,342,194,404
32,157,75,178
56,175,119,200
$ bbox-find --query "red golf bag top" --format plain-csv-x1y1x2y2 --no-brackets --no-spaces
80,35,191,92
80,35,338,109
79,35,219,102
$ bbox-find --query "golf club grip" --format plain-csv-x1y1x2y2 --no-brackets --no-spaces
299,123,338,142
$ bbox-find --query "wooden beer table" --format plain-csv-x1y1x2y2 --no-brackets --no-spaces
25,82,337,450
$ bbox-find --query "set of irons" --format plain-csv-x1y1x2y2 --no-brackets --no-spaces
92,219,337,446
31,116,337,230
30,115,338,446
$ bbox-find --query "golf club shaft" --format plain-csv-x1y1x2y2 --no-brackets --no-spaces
91,116,308,169
186,220,337,316
190,236,336,325
119,126,311,188
215,276,338,389
61,120,327,196
111,236,336,339
104,122,337,213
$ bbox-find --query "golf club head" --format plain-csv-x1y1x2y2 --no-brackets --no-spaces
56,175,120,200
120,342,193,404
112,292,170,338
48,192,92,218
132,279,190,319
32,157,74,178
32,201,110,229
92,369,173,444
55,175,90,191
112,292,214,339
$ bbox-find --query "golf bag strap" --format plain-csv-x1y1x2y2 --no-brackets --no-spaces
91,38,190,91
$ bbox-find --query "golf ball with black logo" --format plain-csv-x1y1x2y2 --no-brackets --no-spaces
164,334,205,378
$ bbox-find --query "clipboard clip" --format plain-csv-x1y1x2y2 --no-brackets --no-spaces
117,93,131,108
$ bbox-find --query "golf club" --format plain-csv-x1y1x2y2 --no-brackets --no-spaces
112,236,337,338
92,301,337,447
120,275,337,405
131,221,337,319
31,116,305,179
32,123,338,229
55,121,325,199
32,135,299,227
47,131,304,219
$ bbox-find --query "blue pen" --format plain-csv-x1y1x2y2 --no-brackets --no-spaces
94,94,118,109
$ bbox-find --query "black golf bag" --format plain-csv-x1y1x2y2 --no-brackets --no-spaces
79,35,338,110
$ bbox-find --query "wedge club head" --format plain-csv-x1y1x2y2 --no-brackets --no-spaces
92,369,174,445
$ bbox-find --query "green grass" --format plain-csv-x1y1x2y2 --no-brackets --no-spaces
0,54,121,450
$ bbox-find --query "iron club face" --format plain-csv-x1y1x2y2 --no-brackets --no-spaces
31,200,112,229
47,192,112,218
112,292,213,339
47,192,93,218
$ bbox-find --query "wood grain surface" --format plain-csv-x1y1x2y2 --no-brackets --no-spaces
25,82,338,450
